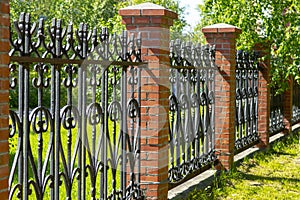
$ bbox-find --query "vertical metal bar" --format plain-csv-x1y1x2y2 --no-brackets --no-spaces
81,63,87,200
77,64,82,200
101,27,109,200
196,69,201,161
181,73,186,170
80,23,88,200
54,18,63,200
66,65,72,178
23,13,31,200
129,66,135,197
248,59,255,136
212,68,215,151
91,65,97,200
200,70,205,156
23,63,30,200
100,66,105,200
18,63,24,197
209,68,214,152
206,68,210,154
186,69,192,165
92,65,96,172
137,66,141,190
54,64,61,200
104,67,108,199
175,69,180,170
121,30,128,199
121,65,127,199
37,65,43,188
239,67,243,142
50,63,55,200
191,70,196,165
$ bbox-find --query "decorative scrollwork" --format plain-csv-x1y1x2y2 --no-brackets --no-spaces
29,107,52,134
168,38,216,185
10,13,142,62
179,94,189,110
108,101,121,122
292,81,300,125
169,95,178,112
170,40,215,68
128,66,138,86
270,88,285,134
61,105,80,130
9,110,21,138
9,64,17,89
125,183,144,200
9,12,143,200
32,63,49,89
190,93,199,108
63,64,78,88
208,91,214,104
109,66,119,86
235,50,259,153
169,68,177,83
86,103,103,125
127,98,140,119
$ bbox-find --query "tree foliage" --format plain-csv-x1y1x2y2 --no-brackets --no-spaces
197,0,300,92
10,0,186,38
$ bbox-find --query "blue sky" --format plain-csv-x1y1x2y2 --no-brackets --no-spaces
179,0,203,31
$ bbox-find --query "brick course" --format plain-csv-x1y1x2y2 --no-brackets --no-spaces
0,0,10,199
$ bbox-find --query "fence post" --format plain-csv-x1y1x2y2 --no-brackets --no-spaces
254,42,271,147
283,78,293,134
0,0,10,199
202,23,241,170
119,3,177,200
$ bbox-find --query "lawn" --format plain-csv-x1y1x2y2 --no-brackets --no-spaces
186,132,300,200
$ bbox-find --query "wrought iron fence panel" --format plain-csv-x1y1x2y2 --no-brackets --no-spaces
292,81,300,124
9,13,143,200
168,40,216,186
269,89,284,135
235,50,259,153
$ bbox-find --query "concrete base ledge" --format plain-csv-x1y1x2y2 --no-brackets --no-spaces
168,123,300,200
234,132,285,164
168,169,217,200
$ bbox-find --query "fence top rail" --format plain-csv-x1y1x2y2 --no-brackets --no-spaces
10,56,146,67
10,13,142,64
169,39,216,68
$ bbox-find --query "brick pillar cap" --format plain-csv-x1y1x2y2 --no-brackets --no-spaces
202,23,242,34
119,3,178,19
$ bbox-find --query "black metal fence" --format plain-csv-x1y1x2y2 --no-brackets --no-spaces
235,50,259,153
9,13,143,200
292,80,300,124
168,40,217,187
269,89,284,135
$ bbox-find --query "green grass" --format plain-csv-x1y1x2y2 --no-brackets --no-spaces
185,132,300,200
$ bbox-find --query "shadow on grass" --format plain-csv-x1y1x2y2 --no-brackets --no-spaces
270,151,298,157
239,172,300,184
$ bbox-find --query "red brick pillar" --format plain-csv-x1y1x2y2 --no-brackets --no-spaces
283,78,293,134
0,0,10,199
119,3,177,200
202,24,241,170
254,42,271,148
